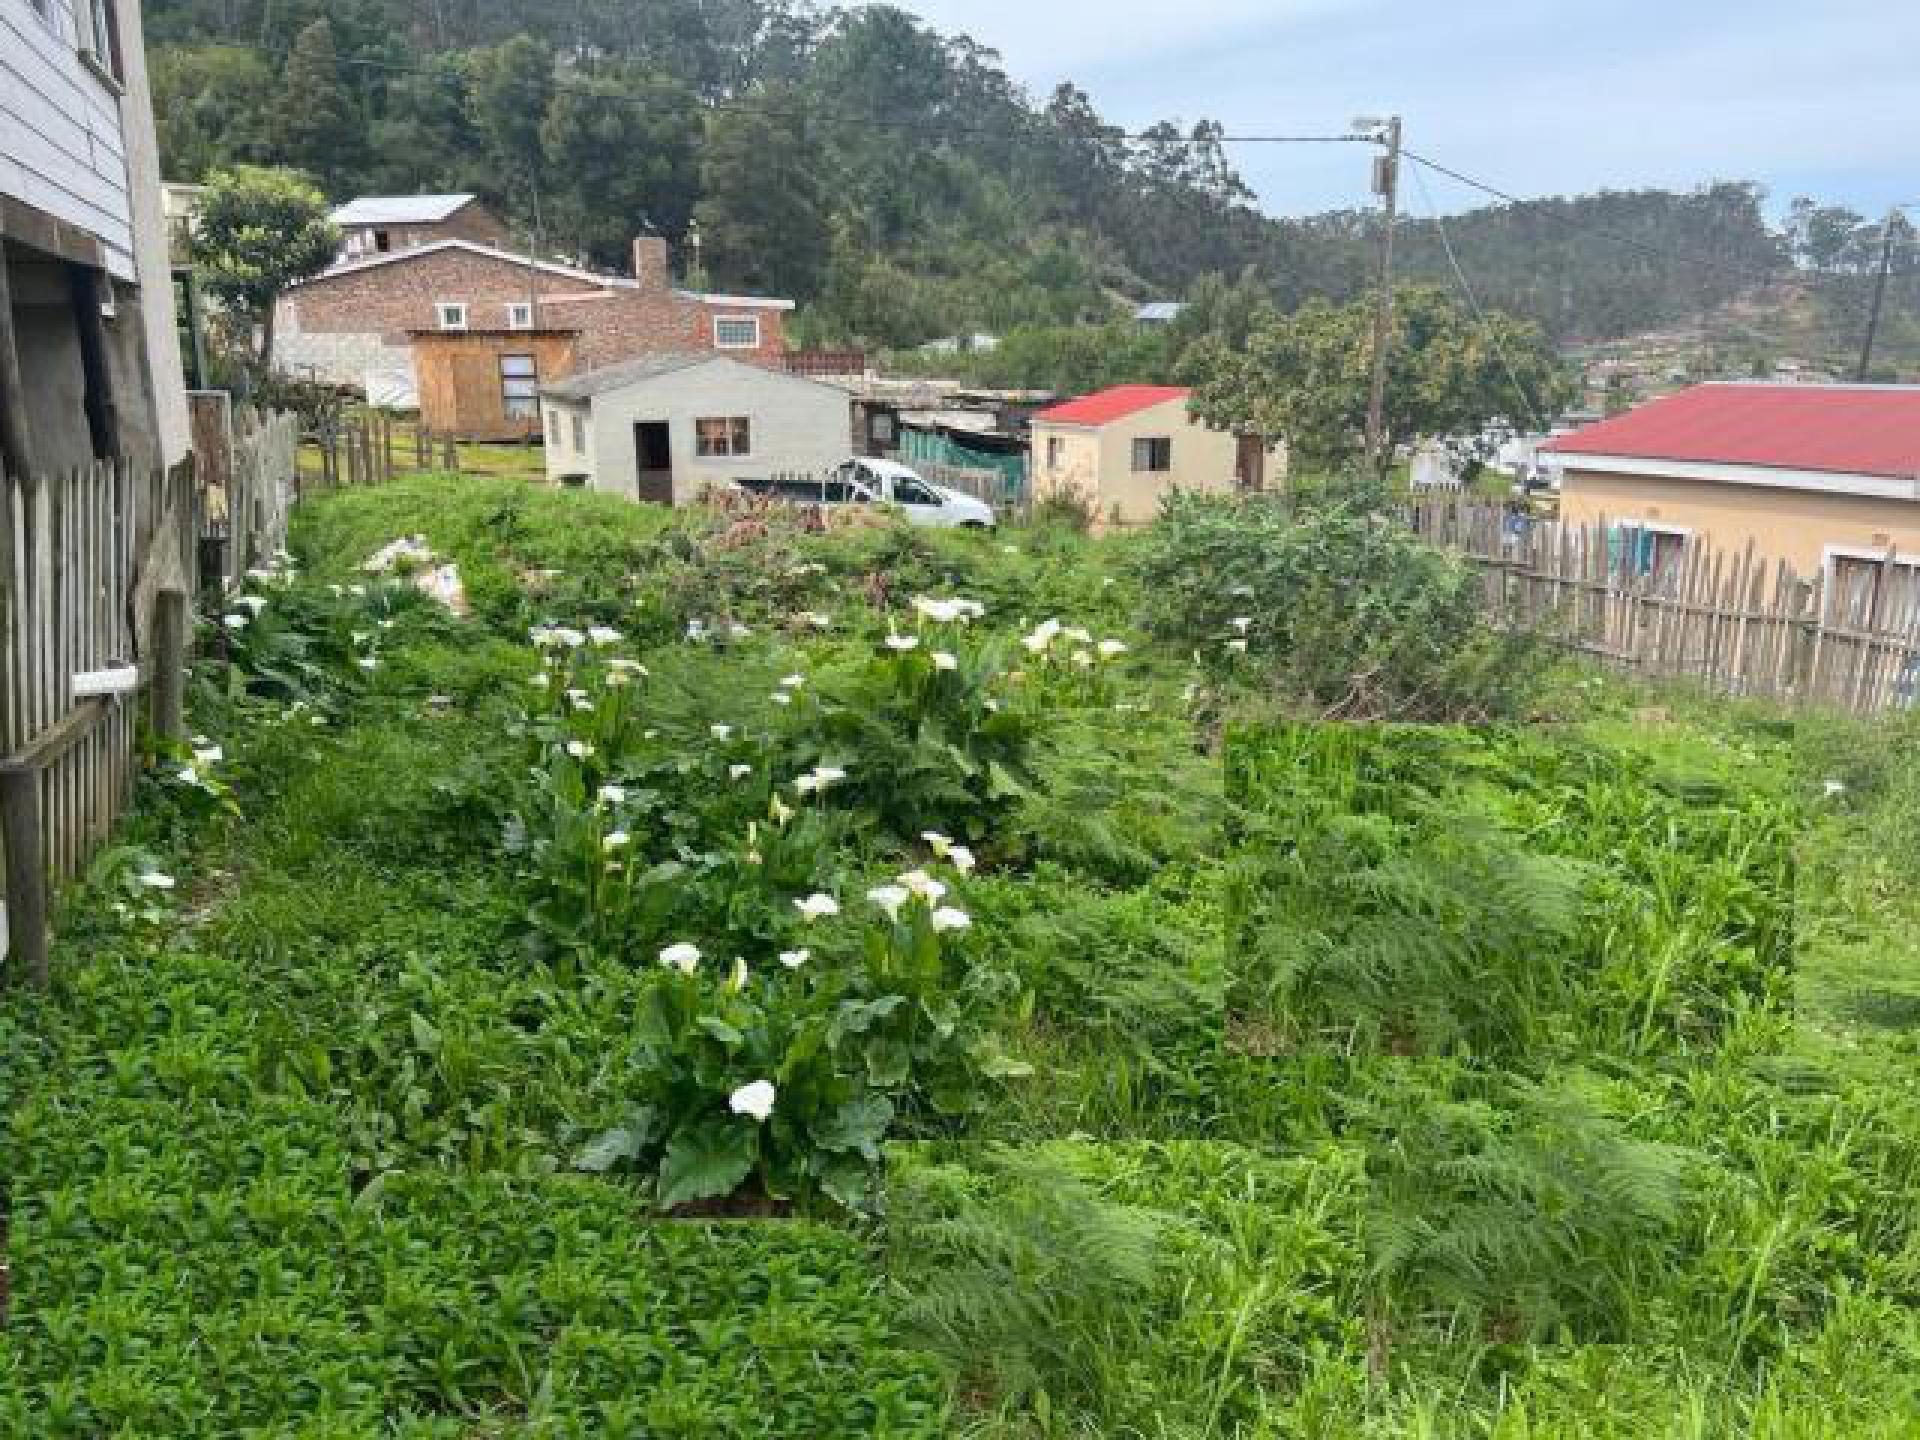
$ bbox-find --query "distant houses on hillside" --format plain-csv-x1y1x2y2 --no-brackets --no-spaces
275,194,794,440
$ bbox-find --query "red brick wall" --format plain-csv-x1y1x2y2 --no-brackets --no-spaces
341,203,512,257
282,246,787,374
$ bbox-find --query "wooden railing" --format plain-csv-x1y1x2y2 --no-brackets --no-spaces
1406,497,1920,714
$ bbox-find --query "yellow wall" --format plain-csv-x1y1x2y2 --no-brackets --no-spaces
1559,468,1920,575
1031,398,1282,526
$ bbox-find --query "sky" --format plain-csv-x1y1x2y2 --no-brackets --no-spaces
886,0,1920,222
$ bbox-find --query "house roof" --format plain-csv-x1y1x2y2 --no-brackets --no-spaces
542,354,711,400
292,239,796,311
1544,383,1920,481
1034,385,1191,428
1135,302,1186,323
297,240,633,291
331,194,478,226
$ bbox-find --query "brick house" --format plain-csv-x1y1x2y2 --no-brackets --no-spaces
274,234,792,407
330,194,511,262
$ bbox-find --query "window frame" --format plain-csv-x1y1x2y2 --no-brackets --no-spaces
571,414,587,453
546,408,561,449
712,315,762,351
1046,436,1065,470
1823,543,1920,630
694,415,754,459
506,302,535,331
499,353,540,421
73,0,125,86
435,301,469,332
1130,436,1173,474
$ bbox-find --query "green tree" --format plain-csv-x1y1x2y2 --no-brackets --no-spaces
695,86,831,299
195,166,339,369
151,44,278,179
1186,285,1569,478
267,19,361,194
468,36,555,196
540,67,701,270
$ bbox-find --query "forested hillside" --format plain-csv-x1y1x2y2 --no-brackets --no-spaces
147,0,1914,360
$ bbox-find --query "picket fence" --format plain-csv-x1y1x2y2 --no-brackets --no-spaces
1,401,299,987
1406,498,1920,714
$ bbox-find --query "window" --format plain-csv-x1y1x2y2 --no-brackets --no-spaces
696,417,753,457
891,478,939,507
572,414,586,452
77,0,125,83
1131,437,1172,473
546,409,561,449
506,302,534,330
435,302,468,331
713,316,761,350
499,354,539,420
869,410,897,446
1828,552,1920,631
1046,437,1064,470
374,230,393,253
1611,523,1689,582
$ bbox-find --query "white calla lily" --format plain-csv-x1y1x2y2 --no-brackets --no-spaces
868,884,911,921
659,942,702,973
730,1080,777,1122
794,892,839,921
930,906,972,933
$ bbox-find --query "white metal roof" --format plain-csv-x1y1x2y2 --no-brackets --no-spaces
331,194,478,226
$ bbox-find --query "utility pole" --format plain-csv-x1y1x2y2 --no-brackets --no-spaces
1363,115,1403,476
1855,208,1900,383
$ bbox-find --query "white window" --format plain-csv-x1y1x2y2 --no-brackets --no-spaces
436,302,468,331
1131,437,1172,473
1046,437,1065,470
572,414,587,452
80,0,123,81
499,354,539,420
1826,548,1920,631
506,302,534,330
696,417,753,458
713,316,761,350
546,409,561,449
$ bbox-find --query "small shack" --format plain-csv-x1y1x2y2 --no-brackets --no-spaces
409,328,579,442
541,353,850,505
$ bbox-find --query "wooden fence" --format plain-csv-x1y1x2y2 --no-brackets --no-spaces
921,462,1031,521
1406,497,1920,714
1,404,299,987
308,413,459,490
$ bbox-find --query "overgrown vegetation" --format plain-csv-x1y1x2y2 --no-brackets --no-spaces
5,473,1920,1435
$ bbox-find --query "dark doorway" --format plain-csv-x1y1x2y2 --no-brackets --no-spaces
634,421,673,504
1235,435,1266,492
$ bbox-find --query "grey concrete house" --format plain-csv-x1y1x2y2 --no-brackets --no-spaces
541,354,848,505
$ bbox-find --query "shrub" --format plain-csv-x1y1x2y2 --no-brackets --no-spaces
1133,491,1550,722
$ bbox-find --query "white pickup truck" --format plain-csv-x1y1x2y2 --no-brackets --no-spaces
734,458,996,529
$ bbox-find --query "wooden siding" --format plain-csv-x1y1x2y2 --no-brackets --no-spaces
412,331,579,443
0,0,135,277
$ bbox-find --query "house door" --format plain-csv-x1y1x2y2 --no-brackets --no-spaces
634,422,673,504
1235,435,1265,492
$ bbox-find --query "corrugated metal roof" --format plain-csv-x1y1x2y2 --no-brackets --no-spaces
331,194,478,226
541,354,713,401
1034,385,1191,428
1544,383,1920,479
1135,302,1186,323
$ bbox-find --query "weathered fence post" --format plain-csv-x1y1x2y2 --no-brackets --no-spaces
1,768,47,989
151,589,186,744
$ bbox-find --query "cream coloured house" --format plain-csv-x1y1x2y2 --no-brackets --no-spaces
1544,383,1920,620
1028,385,1281,526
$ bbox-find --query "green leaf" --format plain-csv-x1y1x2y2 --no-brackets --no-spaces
572,1107,658,1173
815,1153,877,1213
812,1095,895,1161
408,1011,440,1054
695,1015,745,1045
656,1119,757,1210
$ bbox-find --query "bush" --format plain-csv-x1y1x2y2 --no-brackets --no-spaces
1133,491,1550,722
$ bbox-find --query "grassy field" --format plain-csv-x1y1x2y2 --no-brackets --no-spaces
4,473,1919,1436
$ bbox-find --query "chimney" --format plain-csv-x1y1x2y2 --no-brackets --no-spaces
633,235,670,291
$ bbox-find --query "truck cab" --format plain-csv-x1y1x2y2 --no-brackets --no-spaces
737,459,995,528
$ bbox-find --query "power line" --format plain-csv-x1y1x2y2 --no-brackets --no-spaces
1401,149,1792,290
1409,163,1551,434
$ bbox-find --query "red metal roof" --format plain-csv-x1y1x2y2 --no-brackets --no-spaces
1034,385,1191,427
1544,383,1920,479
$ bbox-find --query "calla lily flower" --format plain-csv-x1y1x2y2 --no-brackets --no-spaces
779,948,810,969
588,626,623,646
137,871,177,890
947,845,977,875
932,651,959,671
659,942,701,973
922,831,953,857
567,741,595,759
898,869,947,902
1098,639,1128,658
794,893,839,921
603,831,631,852
729,1080,777,1122
885,633,920,653
730,764,754,780
728,957,749,991
710,724,734,741
598,784,627,805
868,884,911,921
931,906,972,933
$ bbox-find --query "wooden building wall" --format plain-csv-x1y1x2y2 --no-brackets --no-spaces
410,330,577,442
